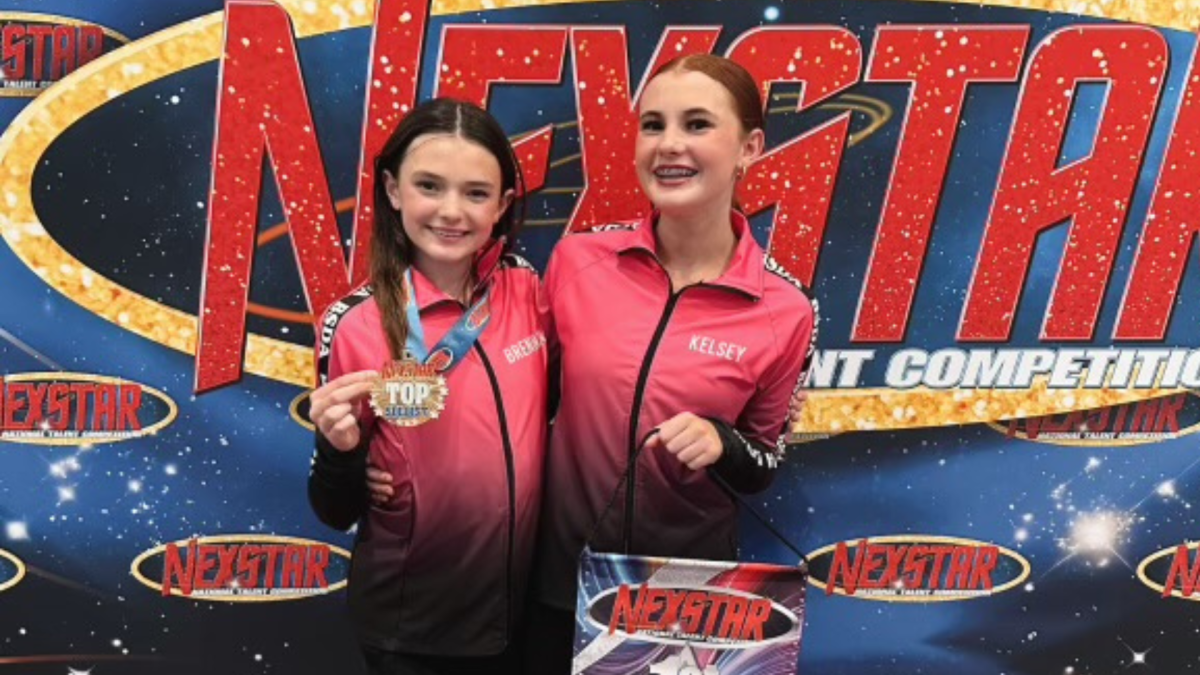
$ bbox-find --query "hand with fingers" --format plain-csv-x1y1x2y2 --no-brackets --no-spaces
309,371,378,452
366,463,395,506
648,412,723,470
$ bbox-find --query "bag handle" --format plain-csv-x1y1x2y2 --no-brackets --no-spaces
586,427,810,567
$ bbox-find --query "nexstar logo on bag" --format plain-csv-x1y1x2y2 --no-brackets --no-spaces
807,536,1031,602
130,535,351,602
574,553,805,673
590,583,799,647
0,13,128,95
0,373,176,445
993,393,1200,445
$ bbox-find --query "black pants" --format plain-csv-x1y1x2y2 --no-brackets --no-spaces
362,644,520,675
521,600,575,675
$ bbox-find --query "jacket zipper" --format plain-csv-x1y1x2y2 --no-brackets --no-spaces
475,344,517,641
623,289,684,553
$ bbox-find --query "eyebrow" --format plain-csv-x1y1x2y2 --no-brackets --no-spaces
409,171,497,189
639,107,716,118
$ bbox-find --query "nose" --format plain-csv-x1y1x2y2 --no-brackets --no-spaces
437,191,464,221
659,123,685,154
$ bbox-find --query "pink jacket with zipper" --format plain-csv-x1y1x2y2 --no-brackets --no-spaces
534,210,818,609
308,246,548,655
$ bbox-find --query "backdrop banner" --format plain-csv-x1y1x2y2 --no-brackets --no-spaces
0,0,1198,672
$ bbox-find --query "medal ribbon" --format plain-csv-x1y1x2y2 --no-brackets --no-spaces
403,267,491,372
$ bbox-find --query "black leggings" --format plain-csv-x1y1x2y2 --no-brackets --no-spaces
362,644,520,675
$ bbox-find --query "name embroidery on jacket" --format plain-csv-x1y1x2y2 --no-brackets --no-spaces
504,331,547,364
688,335,748,362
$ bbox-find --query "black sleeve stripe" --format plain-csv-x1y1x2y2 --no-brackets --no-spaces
763,256,820,452
501,252,536,271
762,256,819,389
800,295,820,388
733,427,782,469
581,222,638,234
316,285,373,386
763,255,813,297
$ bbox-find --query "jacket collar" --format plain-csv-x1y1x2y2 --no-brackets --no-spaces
409,237,505,310
613,210,766,299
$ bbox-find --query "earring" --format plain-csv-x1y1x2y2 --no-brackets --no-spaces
735,165,746,181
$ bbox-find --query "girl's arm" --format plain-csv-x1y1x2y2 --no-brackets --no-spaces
308,429,370,531
307,317,377,531
711,302,817,494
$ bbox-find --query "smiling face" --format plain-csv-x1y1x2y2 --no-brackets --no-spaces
635,69,763,220
383,133,513,280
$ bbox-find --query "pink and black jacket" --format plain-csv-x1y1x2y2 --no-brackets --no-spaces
307,248,548,656
533,211,818,610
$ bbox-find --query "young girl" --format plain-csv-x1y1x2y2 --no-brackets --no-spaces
527,54,819,672
306,98,547,675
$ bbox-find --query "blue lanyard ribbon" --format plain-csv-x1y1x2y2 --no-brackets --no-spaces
403,268,491,372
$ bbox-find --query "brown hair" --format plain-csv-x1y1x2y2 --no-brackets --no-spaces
651,54,765,134
371,98,525,360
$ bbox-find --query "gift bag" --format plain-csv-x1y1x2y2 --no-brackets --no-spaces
571,432,808,675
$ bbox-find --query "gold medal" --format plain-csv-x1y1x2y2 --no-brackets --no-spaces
370,360,449,427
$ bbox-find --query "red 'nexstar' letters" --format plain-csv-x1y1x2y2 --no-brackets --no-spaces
826,539,999,595
160,539,330,597
1008,394,1188,439
0,22,105,81
1162,545,1200,598
607,583,774,641
0,377,142,432
194,0,1200,392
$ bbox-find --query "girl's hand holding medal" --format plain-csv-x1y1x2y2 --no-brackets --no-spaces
309,370,378,451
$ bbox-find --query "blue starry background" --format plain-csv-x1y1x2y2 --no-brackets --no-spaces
1,0,1199,673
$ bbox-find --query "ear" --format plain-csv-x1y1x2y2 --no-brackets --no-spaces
494,188,516,224
740,128,765,168
383,169,403,211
